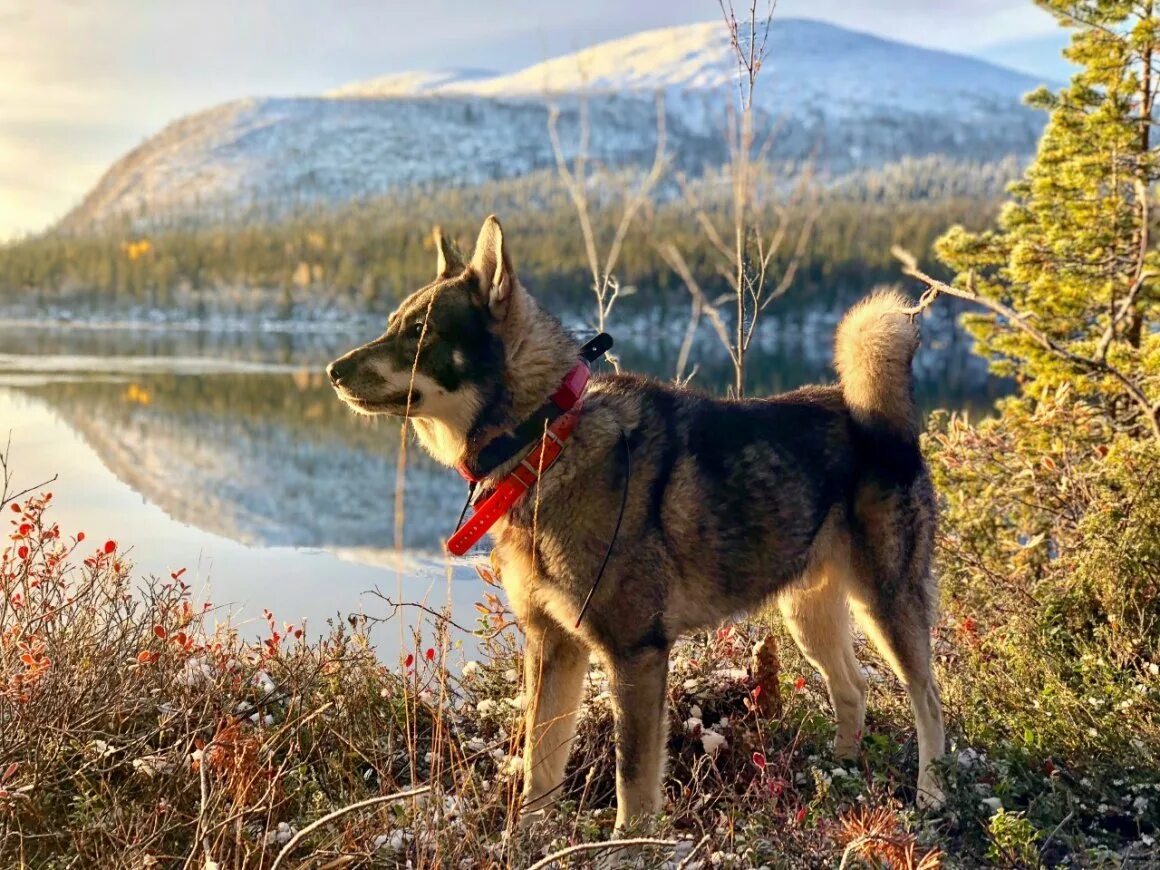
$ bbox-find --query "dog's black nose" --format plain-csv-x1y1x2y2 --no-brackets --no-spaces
327,355,356,384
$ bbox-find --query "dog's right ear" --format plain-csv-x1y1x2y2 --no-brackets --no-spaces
470,215,516,320
433,226,464,279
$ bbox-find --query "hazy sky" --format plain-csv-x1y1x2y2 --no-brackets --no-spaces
0,0,1064,239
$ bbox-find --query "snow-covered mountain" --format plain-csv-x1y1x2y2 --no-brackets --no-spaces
61,19,1050,231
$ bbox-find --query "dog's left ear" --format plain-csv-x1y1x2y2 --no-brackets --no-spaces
470,214,515,319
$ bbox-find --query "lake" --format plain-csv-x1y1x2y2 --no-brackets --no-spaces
0,301,1003,657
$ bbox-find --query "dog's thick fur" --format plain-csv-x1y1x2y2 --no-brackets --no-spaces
329,217,946,829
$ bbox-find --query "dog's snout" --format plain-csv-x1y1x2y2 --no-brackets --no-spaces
327,354,358,385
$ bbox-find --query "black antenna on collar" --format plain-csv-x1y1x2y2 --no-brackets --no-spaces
575,427,630,628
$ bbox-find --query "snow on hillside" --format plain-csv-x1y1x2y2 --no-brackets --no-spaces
63,95,676,229
60,19,1049,230
453,19,1037,114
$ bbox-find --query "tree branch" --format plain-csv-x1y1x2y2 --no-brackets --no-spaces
525,837,678,870
1096,178,1154,360
892,246,1160,445
269,787,432,870
657,241,738,368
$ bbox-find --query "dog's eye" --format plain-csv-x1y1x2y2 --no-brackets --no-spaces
409,321,426,340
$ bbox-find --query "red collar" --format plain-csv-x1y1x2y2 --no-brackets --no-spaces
445,360,590,557
454,360,590,484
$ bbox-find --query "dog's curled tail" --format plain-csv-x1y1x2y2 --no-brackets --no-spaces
834,289,920,437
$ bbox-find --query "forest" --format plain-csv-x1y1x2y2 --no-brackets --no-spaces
0,157,1020,319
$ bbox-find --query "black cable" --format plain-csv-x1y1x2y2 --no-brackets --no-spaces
575,429,630,628
453,481,476,534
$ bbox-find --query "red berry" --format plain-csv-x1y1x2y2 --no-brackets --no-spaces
104,540,117,554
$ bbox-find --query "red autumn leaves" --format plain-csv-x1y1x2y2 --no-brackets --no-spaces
402,647,438,670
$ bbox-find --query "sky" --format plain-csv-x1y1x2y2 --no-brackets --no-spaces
0,0,1066,240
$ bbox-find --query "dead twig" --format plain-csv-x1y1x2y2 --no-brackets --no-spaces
0,433,59,510
366,590,475,636
676,834,712,869
525,836,679,870
269,786,433,870
891,245,1160,445
547,90,669,336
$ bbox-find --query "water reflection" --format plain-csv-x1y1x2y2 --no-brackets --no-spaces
0,305,1003,557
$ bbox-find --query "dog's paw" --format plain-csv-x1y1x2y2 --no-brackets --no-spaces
517,806,548,832
915,775,946,811
833,734,862,760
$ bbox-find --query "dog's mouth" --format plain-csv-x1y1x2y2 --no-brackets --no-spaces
335,387,423,416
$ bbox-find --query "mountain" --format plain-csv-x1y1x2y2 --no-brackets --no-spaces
61,19,1050,231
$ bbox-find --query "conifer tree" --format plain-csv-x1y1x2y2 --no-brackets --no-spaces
928,0,1158,441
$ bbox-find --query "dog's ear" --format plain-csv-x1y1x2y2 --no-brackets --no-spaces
433,226,463,279
470,215,515,319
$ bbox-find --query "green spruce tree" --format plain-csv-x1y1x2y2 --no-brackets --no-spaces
931,0,1158,440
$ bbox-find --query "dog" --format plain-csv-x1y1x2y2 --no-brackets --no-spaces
328,215,946,830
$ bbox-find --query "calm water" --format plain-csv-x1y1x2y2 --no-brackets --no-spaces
0,304,1002,656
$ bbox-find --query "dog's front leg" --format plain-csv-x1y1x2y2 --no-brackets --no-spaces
520,609,588,816
608,647,670,831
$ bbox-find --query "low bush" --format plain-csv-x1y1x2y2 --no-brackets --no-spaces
3,485,1158,867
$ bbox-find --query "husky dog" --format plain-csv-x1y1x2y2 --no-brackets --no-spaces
329,216,946,829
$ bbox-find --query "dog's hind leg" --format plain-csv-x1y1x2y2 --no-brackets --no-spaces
607,646,670,831
848,569,946,810
520,609,589,816
779,563,868,759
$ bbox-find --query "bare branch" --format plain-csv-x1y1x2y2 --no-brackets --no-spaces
366,590,475,636
674,291,703,384
1096,178,1154,361
675,174,738,269
0,435,58,510
892,246,1160,444
269,787,432,870
525,837,679,870
602,92,669,287
547,103,601,310
548,90,668,335
657,241,737,367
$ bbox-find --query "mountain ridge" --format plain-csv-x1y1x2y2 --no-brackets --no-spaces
60,18,1051,232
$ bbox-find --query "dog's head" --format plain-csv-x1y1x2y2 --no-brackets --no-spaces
327,215,531,464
